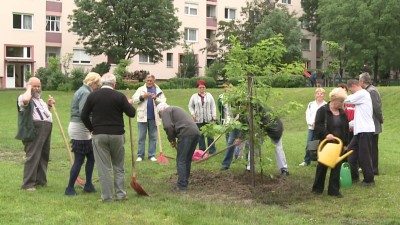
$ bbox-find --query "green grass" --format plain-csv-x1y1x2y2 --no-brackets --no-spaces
1,87,400,225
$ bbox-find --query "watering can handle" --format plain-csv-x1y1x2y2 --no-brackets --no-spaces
317,136,342,153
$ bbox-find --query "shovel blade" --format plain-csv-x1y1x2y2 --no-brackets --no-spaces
130,177,149,196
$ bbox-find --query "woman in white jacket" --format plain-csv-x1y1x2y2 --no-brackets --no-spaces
299,87,326,166
188,80,217,154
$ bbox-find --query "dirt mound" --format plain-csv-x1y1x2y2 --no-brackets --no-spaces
169,169,310,206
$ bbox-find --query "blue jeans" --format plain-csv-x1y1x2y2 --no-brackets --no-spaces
221,129,241,169
137,119,157,159
304,129,314,164
176,135,200,190
197,122,216,154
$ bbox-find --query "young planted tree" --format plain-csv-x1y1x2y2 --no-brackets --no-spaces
205,34,302,186
68,0,181,62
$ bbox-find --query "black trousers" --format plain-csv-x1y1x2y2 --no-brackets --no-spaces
312,162,342,196
371,134,379,175
347,132,374,183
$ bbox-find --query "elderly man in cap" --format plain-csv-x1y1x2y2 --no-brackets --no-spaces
157,103,200,192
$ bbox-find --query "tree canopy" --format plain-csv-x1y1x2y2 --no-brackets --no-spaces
68,0,181,62
317,0,400,80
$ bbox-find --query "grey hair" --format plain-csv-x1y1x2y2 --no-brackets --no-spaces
359,72,372,85
347,79,360,87
146,74,156,81
101,73,116,87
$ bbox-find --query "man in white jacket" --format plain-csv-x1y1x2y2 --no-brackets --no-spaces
132,75,166,161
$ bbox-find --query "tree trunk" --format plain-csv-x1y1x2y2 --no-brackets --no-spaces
248,76,255,187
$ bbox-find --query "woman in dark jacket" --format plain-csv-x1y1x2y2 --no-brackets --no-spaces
312,88,350,198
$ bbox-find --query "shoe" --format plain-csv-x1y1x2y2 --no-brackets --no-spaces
280,170,289,177
64,187,77,196
83,184,96,193
329,193,343,198
115,196,128,201
24,187,36,192
150,157,157,162
220,166,229,171
360,181,375,187
299,162,310,166
136,157,143,162
311,190,322,195
172,186,187,193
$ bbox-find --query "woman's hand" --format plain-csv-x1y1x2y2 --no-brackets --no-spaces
326,134,335,140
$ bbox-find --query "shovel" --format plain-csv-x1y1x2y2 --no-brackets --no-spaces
195,144,235,163
126,89,149,196
153,98,168,165
49,96,85,187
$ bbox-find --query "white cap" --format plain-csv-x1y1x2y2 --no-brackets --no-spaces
156,102,169,113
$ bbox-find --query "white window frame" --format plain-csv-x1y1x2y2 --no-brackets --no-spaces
166,53,173,68
73,49,91,64
282,0,292,4
46,16,61,32
184,28,198,42
301,39,311,51
224,8,236,20
13,13,33,30
184,3,198,16
6,46,32,59
139,53,154,64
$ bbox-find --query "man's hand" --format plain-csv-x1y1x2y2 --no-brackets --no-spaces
48,96,55,107
170,141,176,148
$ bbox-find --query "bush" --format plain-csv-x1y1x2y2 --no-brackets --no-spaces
70,67,87,91
91,62,111,75
205,60,226,81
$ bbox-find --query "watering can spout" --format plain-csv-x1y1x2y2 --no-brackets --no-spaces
317,137,353,169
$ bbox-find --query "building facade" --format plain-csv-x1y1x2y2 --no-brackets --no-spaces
1,0,321,89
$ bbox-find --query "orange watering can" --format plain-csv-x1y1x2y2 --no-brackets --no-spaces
317,137,353,169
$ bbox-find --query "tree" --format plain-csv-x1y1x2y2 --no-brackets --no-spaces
177,44,198,78
318,0,400,82
300,0,320,35
205,34,302,186
252,8,303,64
68,0,181,62
215,1,302,64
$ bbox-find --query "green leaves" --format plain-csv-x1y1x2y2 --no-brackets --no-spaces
69,0,181,62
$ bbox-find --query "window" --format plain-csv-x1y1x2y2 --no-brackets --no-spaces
139,53,154,63
224,8,236,20
282,0,291,4
184,3,198,16
206,5,216,18
301,39,311,51
46,16,60,32
13,14,33,30
6,46,31,59
301,20,310,29
167,53,173,68
184,28,198,42
73,49,91,64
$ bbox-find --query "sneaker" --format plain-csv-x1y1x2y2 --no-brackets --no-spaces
299,162,310,166
172,186,187,193
150,157,157,162
64,187,77,196
25,187,37,192
280,170,289,177
83,184,96,193
136,157,143,162
220,166,229,171
115,196,128,201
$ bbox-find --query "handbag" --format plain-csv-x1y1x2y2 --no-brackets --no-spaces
307,139,320,161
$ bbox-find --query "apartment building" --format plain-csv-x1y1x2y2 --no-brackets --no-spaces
1,0,321,89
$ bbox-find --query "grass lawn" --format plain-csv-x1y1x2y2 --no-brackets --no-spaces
0,87,399,225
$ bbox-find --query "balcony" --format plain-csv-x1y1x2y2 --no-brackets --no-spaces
46,1,62,12
46,33,62,46
206,17,217,29
316,51,324,58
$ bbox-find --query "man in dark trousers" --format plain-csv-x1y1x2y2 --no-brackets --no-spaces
81,73,136,202
156,103,200,192
16,77,55,191
345,79,375,187
359,72,383,175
